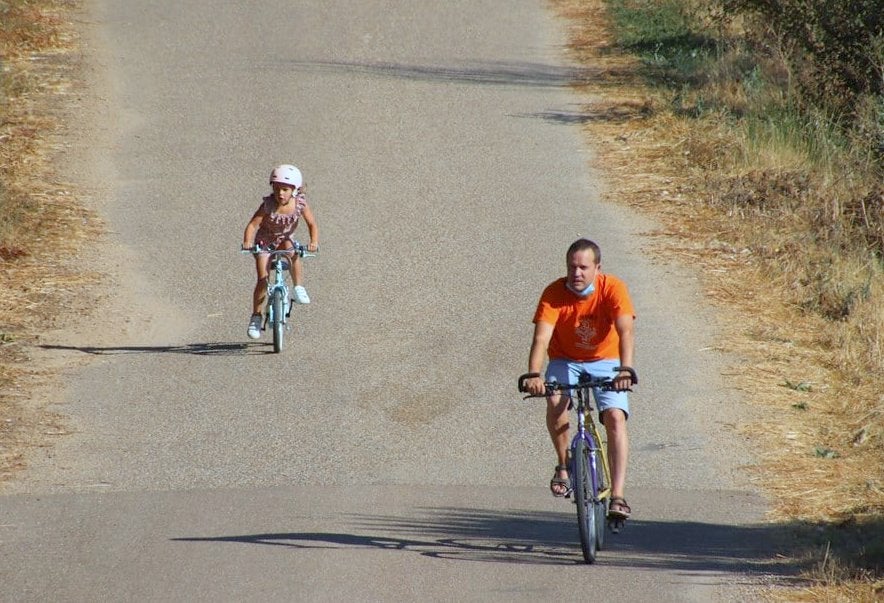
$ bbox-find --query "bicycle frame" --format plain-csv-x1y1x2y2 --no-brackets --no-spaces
264,250,292,330
568,384,612,506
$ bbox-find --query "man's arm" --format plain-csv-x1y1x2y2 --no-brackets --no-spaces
613,314,635,389
526,321,554,395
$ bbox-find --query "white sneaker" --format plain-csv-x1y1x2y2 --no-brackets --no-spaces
293,285,310,304
247,314,262,339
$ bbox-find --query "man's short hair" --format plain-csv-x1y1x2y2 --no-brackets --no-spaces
567,238,601,264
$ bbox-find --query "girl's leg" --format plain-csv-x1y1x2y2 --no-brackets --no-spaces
290,254,303,287
278,239,309,303
252,254,269,314
289,255,310,303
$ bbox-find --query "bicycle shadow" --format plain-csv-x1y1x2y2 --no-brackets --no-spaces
173,507,579,565
38,341,272,356
172,506,801,577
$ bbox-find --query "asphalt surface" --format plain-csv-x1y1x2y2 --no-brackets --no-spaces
1,1,784,600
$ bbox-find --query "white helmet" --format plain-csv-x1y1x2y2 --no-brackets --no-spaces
269,164,303,188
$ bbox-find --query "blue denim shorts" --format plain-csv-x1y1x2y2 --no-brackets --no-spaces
545,358,629,420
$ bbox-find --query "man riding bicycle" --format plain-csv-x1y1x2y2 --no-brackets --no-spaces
523,238,636,519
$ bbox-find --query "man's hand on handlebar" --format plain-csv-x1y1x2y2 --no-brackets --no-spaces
523,373,546,396
612,366,637,392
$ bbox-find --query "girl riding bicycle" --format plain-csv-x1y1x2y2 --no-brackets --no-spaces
241,164,319,339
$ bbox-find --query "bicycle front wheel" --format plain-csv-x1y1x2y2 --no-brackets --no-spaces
573,438,598,564
271,289,284,353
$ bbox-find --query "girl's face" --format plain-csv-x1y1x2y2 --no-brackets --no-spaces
272,182,296,205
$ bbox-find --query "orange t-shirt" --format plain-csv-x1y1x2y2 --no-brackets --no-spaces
533,275,635,362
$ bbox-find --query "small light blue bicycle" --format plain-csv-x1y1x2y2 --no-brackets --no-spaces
243,241,316,353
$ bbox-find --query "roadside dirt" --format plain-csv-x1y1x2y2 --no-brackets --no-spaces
0,1,186,485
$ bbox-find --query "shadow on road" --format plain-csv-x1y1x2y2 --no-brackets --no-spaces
37,342,269,356
172,506,799,576
282,59,599,89
281,60,648,127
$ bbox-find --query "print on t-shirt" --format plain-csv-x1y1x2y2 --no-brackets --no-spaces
575,317,596,350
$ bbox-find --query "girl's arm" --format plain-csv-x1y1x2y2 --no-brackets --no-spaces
301,204,319,252
242,208,265,249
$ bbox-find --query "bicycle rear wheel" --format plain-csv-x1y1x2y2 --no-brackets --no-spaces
271,289,284,353
573,438,598,564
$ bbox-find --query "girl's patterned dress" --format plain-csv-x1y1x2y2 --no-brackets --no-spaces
254,192,308,248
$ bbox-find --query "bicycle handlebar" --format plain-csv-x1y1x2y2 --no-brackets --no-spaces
517,366,637,395
240,242,317,259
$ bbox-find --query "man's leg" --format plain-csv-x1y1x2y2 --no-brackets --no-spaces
546,394,570,465
544,359,575,495
602,408,628,496
546,394,571,495
602,408,630,518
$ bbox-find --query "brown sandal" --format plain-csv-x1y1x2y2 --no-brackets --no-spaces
549,464,571,498
608,496,631,519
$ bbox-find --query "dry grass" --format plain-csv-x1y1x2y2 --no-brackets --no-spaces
0,0,103,482
551,0,882,600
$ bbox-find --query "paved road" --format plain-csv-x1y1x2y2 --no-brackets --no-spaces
2,1,781,600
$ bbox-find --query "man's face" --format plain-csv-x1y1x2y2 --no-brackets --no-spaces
567,249,600,290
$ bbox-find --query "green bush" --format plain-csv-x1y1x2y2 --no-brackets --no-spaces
606,0,718,82
720,0,882,124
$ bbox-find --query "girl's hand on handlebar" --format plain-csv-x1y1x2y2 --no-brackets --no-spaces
306,241,319,253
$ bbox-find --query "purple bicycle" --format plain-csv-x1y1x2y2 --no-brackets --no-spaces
518,367,636,563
